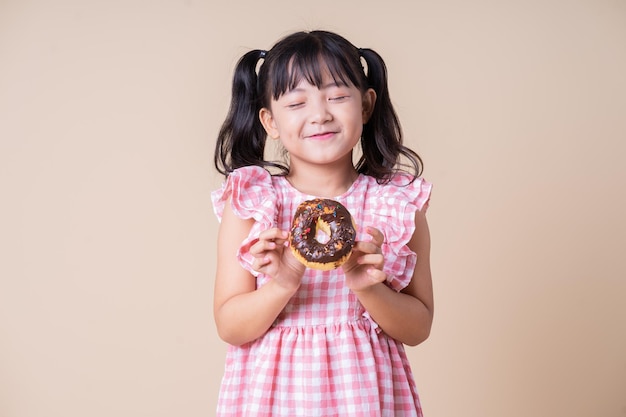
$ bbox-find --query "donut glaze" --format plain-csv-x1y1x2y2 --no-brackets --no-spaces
289,198,356,270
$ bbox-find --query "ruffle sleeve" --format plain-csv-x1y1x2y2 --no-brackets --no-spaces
211,166,277,276
377,174,432,292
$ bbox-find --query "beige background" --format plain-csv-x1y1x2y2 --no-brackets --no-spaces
1,0,625,416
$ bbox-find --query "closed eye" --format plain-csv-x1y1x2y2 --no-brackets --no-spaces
329,95,349,102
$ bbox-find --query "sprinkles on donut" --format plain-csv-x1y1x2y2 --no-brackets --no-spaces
289,198,356,270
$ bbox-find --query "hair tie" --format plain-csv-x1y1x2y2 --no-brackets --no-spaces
357,48,364,56
259,50,267,58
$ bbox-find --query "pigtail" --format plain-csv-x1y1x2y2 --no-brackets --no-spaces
357,48,423,183
214,50,280,176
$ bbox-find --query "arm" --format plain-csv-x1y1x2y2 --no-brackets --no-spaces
343,209,434,346
213,200,304,346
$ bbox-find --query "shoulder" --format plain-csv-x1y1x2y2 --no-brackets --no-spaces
211,166,276,221
366,172,432,212
220,166,273,190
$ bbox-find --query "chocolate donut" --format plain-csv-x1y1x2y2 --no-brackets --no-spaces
289,198,356,270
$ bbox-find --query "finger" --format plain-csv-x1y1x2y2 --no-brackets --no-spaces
250,229,289,255
366,267,387,284
357,253,384,269
365,226,385,246
258,228,289,242
249,239,277,256
251,255,271,272
354,240,382,255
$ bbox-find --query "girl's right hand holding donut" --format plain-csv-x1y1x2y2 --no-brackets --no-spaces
249,228,305,292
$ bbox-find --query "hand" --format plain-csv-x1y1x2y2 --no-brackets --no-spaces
342,226,387,292
249,228,305,292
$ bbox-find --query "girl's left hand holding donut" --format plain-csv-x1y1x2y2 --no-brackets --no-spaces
341,226,387,292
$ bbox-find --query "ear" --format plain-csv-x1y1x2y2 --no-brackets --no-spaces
259,107,279,139
361,88,377,123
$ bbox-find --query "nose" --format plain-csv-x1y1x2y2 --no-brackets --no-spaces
310,97,332,124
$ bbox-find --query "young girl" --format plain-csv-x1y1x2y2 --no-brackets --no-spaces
212,30,433,417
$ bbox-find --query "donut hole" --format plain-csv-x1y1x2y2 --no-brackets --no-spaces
315,218,331,245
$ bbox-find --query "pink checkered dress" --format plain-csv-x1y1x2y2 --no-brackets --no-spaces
212,166,432,417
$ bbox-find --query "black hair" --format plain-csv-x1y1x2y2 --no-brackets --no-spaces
214,30,423,183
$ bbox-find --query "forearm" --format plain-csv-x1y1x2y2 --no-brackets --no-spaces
353,283,433,346
215,279,297,346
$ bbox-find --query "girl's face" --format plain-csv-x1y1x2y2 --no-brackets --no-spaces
259,69,376,171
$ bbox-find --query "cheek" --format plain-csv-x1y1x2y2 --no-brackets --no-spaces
347,107,366,126
273,110,297,125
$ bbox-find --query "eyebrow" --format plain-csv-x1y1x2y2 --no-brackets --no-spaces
287,81,348,94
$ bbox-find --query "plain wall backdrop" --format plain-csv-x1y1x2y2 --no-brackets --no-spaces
1,1,625,416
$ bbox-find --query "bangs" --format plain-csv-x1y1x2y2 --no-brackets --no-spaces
268,49,364,100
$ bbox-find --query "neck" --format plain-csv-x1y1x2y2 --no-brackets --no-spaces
287,164,359,197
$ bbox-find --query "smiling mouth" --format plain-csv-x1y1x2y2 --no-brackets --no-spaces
307,132,336,140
